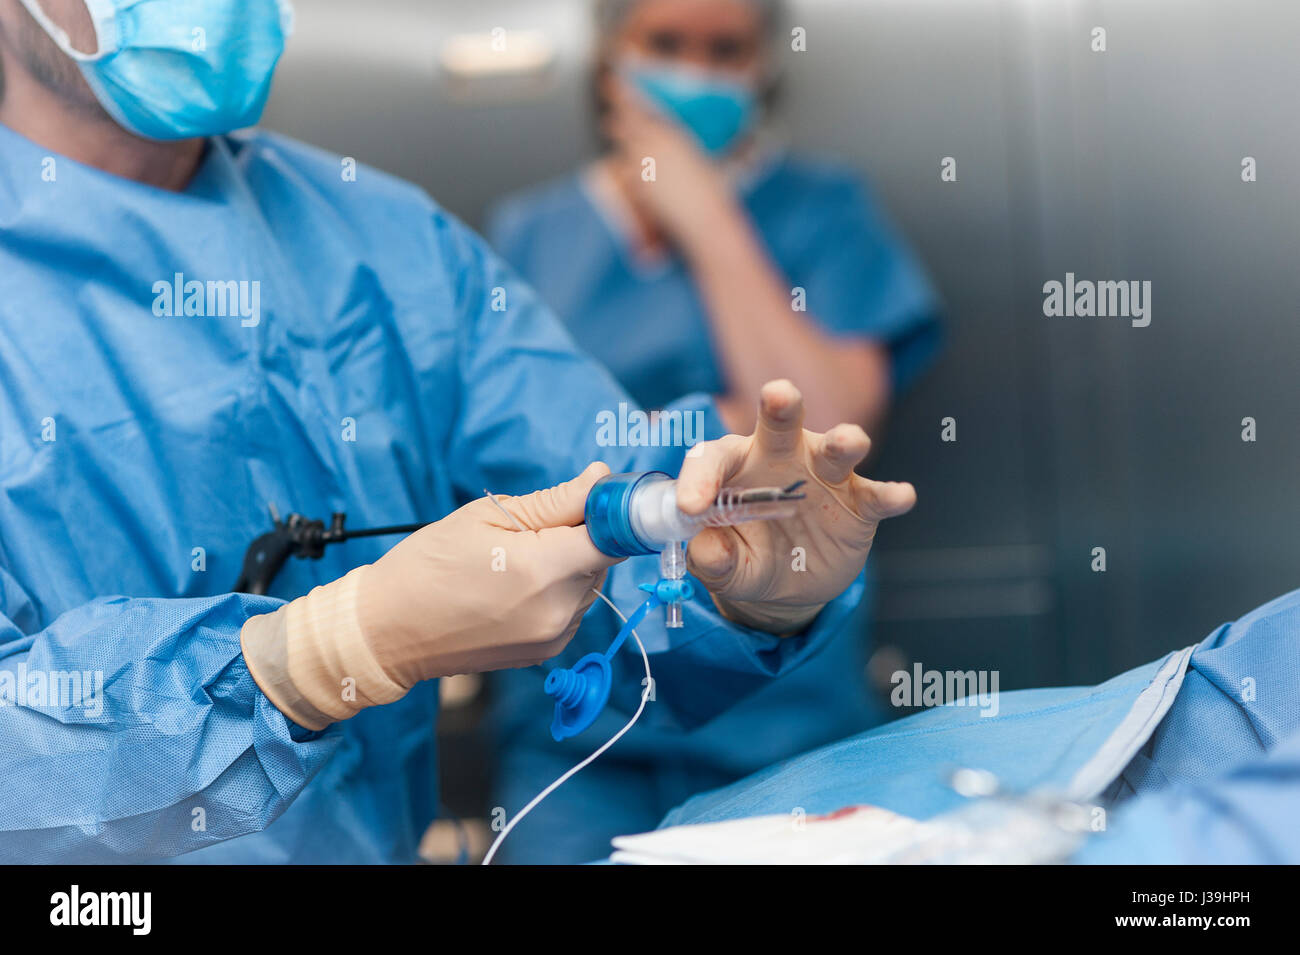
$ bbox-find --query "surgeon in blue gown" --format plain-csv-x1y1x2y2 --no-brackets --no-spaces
487,0,941,862
0,0,919,862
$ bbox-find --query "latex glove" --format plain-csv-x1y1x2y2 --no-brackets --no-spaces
680,380,917,634
240,463,619,730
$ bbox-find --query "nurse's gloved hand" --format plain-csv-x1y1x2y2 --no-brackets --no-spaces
679,380,916,635
240,464,620,731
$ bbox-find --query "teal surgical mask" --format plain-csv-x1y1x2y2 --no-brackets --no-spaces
623,60,759,156
18,0,293,141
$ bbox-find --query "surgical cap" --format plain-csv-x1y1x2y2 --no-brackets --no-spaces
595,0,785,46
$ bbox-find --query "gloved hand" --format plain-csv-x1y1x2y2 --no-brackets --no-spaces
240,463,619,730
679,380,917,635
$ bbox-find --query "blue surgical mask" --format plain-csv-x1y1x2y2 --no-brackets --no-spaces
623,60,759,157
18,0,294,141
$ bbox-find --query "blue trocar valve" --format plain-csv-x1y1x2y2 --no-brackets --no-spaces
542,471,805,740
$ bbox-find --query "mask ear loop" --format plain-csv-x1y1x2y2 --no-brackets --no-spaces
481,586,653,865
16,0,113,62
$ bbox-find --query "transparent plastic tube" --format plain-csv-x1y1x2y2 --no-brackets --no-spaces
628,474,802,552
690,484,805,528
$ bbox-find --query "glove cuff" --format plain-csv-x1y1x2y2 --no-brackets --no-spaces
240,565,408,731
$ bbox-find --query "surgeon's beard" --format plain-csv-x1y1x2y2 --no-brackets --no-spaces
0,0,204,190
0,0,110,122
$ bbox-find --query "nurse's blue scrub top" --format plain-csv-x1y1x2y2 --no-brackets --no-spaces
487,154,942,863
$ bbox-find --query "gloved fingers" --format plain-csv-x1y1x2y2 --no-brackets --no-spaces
536,523,623,577
752,379,806,459
496,462,610,531
527,569,612,665
684,526,740,590
567,572,606,628
675,433,748,515
809,423,872,486
852,477,918,521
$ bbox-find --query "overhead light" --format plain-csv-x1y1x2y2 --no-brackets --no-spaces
440,29,556,79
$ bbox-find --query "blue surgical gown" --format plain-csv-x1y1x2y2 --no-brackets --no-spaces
486,156,941,862
0,123,865,863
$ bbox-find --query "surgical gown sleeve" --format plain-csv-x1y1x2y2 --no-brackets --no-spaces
0,570,339,862
436,212,867,729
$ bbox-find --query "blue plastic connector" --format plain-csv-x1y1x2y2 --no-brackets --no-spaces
640,578,695,603
545,589,664,741
549,472,711,740
584,471,666,557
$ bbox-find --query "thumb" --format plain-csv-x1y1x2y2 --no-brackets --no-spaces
505,462,611,530
538,523,622,577
684,527,739,590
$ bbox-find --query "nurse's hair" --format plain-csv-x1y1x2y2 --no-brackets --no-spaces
590,0,787,129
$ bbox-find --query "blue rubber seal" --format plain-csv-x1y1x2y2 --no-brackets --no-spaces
545,653,613,741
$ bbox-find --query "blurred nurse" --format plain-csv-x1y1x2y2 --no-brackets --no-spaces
487,0,941,862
